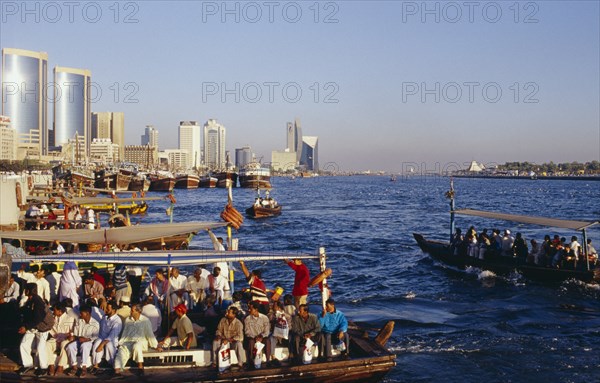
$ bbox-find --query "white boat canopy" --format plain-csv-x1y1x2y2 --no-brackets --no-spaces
11,250,320,266
0,222,228,244
453,209,599,231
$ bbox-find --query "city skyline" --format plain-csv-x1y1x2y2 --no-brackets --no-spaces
1,2,599,171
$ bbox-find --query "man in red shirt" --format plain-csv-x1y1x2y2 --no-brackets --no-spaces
285,259,310,310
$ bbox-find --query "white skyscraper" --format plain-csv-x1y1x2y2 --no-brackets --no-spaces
203,119,226,170
178,121,201,168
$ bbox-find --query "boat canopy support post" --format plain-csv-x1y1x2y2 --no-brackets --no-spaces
319,247,328,310
582,229,589,271
448,178,455,242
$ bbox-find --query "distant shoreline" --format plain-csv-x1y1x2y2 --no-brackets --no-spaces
452,174,600,181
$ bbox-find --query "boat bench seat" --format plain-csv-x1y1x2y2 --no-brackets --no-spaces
142,344,295,368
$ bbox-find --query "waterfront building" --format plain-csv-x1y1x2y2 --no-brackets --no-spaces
271,149,297,172
164,149,189,170
235,146,253,169
179,121,201,169
286,118,303,162
202,119,226,170
53,66,92,155
91,112,124,161
141,125,158,148
1,48,48,159
300,136,319,172
0,115,17,161
89,138,119,165
124,144,158,168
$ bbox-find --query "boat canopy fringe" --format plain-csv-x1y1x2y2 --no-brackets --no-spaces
0,222,228,244
453,209,599,231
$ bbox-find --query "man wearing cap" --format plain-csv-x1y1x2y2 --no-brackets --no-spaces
116,295,131,323
318,298,349,361
157,304,196,350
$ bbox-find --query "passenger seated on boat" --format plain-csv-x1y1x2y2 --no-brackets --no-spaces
501,230,515,256
290,303,321,364
239,262,271,315
83,275,104,307
64,304,100,377
169,268,190,311
147,269,169,312
512,233,528,261
157,304,197,350
212,306,246,369
187,268,209,311
254,198,261,207
91,300,122,374
283,294,295,317
477,233,490,260
230,291,247,319
1,273,20,304
268,301,290,365
208,266,228,308
141,295,162,336
244,301,272,368
569,236,582,262
586,239,598,266
466,228,478,258
116,295,132,323
46,302,75,376
541,235,553,266
529,240,542,265
112,265,130,305
114,303,159,376
319,298,349,361
551,243,570,268
490,229,502,252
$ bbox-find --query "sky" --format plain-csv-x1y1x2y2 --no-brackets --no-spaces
1,0,599,172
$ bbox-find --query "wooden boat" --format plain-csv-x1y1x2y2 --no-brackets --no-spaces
175,173,200,189
213,170,238,188
246,204,282,219
414,233,600,284
94,171,131,191
198,175,217,188
128,175,150,192
0,244,396,382
149,173,176,192
239,162,272,189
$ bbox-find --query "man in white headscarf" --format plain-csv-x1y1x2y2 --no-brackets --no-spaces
59,262,82,308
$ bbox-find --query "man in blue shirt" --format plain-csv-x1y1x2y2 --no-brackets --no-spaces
318,298,349,360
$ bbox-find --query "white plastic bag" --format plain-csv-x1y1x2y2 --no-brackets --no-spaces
218,342,231,372
272,313,289,340
253,341,265,369
303,337,314,364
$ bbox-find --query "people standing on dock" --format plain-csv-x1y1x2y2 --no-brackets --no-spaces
319,298,349,361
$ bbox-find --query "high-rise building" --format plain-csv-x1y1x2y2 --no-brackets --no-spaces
0,115,17,161
301,136,319,172
271,149,297,172
179,121,201,169
235,146,253,169
53,66,92,155
91,112,124,161
1,48,48,159
202,119,226,170
286,118,302,162
164,149,189,170
141,125,158,148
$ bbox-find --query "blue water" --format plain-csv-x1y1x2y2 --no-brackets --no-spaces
140,176,600,383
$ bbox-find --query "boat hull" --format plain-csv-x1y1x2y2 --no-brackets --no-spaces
214,172,238,188
149,177,175,192
198,177,217,188
129,177,150,192
246,205,282,219
175,175,200,189
413,233,600,284
239,175,272,189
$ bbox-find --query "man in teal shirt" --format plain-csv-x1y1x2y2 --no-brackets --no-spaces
318,298,349,360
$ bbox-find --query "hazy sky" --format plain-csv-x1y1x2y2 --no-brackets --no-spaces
2,1,599,171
